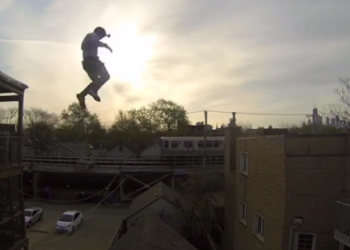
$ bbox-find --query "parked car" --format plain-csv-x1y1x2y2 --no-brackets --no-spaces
24,207,43,228
55,211,83,233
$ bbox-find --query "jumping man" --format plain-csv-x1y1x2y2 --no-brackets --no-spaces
77,26,113,109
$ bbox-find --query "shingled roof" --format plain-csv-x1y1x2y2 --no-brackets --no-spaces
126,181,182,219
110,212,197,250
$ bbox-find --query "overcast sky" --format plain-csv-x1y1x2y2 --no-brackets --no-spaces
0,0,349,128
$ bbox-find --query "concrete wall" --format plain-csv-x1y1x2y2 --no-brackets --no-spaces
223,127,241,250
126,198,185,236
106,145,136,158
234,136,286,250
283,156,350,250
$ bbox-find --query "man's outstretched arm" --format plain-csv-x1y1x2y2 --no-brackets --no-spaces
98,41,113,53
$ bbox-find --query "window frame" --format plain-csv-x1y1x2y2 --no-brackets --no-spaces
240,152,248,175
253,212,265,242
294,233,317,250
239,201,247,226
170,141,178,148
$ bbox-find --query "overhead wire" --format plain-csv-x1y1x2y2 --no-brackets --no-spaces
28,175,117,249
206,110,310,116
0,176,117,204
31,175,125,250
97,109,310,125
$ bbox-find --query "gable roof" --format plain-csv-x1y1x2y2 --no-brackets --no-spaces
108,141,140,154
110,211,197,250
139,140,162,154
50,143,91,152
126,181,182,219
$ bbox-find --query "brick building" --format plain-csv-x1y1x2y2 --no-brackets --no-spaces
224,128,350,250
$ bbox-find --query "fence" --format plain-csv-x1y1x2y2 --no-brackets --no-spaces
23,154,225,167
0,172,27,250
334,200,350,248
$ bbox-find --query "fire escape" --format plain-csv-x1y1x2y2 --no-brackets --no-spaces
334,200,350,250
0,71,29,250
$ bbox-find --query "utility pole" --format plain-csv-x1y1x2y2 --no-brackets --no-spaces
203,110,208,169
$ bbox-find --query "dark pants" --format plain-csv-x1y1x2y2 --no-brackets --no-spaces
80,56,110,97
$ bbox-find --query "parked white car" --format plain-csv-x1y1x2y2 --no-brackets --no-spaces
55,211,83,233
24,207,43,228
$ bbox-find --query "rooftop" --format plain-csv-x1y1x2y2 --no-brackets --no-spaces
0,70,28,94
126,182,182,219
110,212,197,250
62,210,80,215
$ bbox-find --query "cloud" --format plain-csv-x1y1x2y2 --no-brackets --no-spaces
0,0,350,127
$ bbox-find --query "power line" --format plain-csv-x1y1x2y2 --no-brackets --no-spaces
28,175,118,249
0,177,117,204
186,110,204,114
32,175,124,250
206,110,310,116
48,109,312,126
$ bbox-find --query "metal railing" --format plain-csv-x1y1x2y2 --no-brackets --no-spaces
334,200,350,248
0,173,26,250
0,136,20,167
23,154,225,166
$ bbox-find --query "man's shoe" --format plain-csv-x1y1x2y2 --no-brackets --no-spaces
76,94,87,109
88,89,101,102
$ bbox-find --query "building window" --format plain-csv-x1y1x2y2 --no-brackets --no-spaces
213,141,220,148
253,212,265,242
205,141,212,148
240,152,248,175
198,141,204,148
184,141,193,148
294,233,316,250
171,141,178,148
239,202,247,225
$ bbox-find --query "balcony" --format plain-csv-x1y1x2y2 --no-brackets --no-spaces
334,200,350,248
0,70,28,250
0,136,21,168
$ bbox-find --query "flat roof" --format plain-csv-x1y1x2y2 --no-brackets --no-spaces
0,70,28,94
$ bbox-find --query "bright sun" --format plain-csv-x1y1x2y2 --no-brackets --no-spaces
98,23,156,90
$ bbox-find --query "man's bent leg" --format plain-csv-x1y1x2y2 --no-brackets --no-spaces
79,58,101,102
88,62,110,102
91,63,110,92
76,93,87,109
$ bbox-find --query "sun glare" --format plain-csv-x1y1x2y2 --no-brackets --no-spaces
98,23,156,90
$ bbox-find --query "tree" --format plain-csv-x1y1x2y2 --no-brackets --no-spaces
57,103,106,143
149,99,189,132
237,121,252,135
108,98,189,148
0,107,18,124
24,108,59,154
178,172,224,250
324,78,350,131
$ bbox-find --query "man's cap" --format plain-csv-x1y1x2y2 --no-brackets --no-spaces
94,26,110,38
